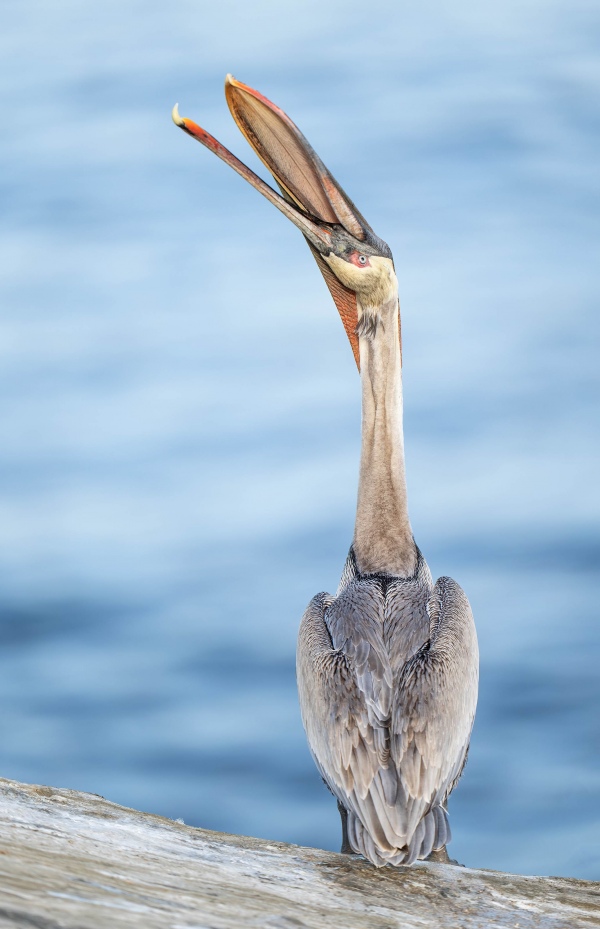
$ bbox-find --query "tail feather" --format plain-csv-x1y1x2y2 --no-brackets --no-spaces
346,804,450,867
420,807,436,859
432,804,448,849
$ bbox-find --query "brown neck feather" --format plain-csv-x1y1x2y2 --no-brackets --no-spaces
352,294,416,577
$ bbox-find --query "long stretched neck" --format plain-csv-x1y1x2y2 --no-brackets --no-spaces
353,294,416,577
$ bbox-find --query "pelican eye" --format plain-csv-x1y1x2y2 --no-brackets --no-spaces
347,251,370,268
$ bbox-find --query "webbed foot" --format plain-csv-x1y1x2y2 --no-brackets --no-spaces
425,846,464,866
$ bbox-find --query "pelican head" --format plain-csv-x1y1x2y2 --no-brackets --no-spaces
172,76,396,366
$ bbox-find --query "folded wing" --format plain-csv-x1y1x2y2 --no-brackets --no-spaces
297,576,478,866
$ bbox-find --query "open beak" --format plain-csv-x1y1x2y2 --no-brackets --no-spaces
171,102,333,254
172,76,377,369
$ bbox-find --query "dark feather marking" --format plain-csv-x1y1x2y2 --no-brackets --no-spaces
355,309,383,340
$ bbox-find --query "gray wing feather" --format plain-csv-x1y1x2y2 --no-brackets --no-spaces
297,590,391,813
392,577,478,802
297,575,478,867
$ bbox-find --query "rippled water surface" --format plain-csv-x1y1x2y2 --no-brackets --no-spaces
1,0,599,879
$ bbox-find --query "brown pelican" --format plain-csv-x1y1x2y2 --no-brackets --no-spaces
172,77,479,867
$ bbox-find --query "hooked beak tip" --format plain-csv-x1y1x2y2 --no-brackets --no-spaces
172,103,201,140
172,103,185,128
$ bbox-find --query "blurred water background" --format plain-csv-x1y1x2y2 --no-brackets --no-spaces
1,0,598,880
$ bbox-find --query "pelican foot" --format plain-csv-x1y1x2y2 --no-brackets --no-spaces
337,800,355,854
425,846,464,867
340,843,357,855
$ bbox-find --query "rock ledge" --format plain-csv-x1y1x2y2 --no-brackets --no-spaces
0,777,598,928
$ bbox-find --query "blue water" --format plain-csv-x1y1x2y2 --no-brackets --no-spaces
1,0,599,880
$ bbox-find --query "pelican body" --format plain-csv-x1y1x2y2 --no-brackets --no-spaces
173,77,479,867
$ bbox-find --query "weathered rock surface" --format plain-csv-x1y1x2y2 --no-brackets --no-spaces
0,777,598,928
